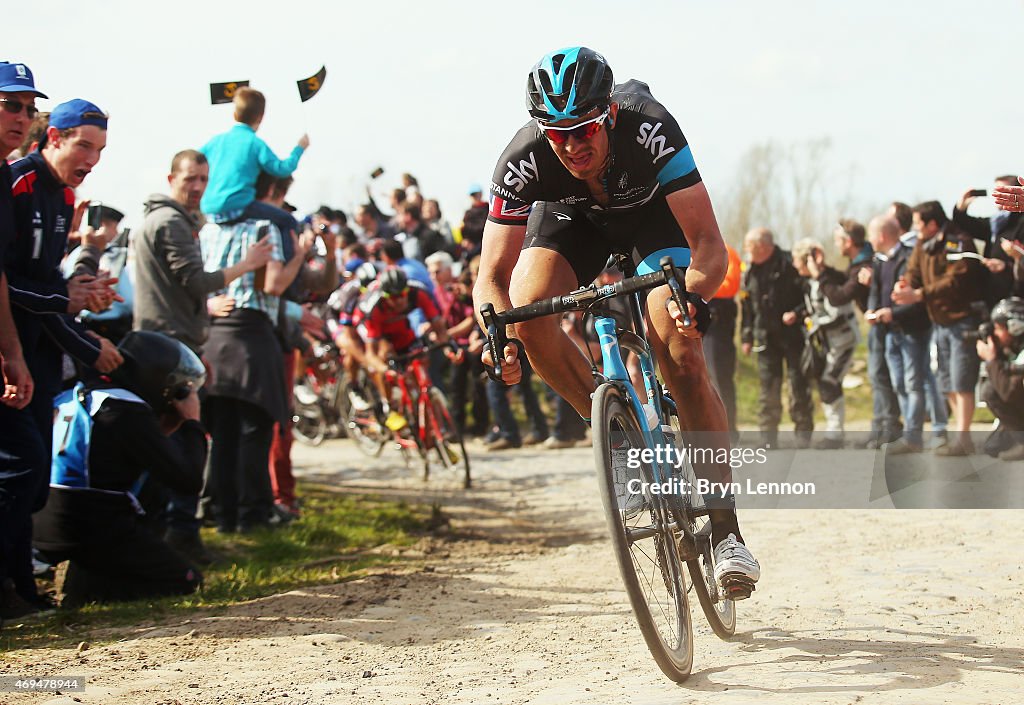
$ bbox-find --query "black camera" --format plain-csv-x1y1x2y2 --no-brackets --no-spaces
961,321,995,342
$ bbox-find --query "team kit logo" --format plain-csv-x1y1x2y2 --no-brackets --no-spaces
637,122,676,164
503,152,539,193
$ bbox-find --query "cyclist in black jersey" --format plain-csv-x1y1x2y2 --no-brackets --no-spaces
473,47,759,589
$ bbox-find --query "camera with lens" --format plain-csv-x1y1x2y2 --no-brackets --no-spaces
961,321,995,342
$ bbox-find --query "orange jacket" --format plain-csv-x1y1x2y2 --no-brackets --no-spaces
714,244,742,299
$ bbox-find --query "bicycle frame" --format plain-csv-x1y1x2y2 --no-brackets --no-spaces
386,355,434,448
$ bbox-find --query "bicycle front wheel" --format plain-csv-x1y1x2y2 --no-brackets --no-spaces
426,388,472,489
592,383,693,682
339,374,386,457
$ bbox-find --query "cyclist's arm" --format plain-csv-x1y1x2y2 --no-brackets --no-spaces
447,311,476,340
427,316,450,344
472,220,526,329
367,338,393,373
665,184,727,301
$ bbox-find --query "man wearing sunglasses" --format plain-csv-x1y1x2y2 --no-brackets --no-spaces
473,47,760,592
0,62,43,409
0,61,45,618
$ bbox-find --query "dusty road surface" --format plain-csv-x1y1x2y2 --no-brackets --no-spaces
5,437,1023,705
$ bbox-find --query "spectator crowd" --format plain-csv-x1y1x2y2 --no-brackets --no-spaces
2,60,1023,617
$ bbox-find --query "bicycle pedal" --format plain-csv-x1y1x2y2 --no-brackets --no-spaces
720,574,756,601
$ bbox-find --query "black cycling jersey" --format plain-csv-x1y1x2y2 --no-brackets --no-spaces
488,80,702,227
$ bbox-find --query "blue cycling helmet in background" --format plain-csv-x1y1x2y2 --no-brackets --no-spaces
527,46,614,123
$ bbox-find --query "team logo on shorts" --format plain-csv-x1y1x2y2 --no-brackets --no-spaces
553,212,572,222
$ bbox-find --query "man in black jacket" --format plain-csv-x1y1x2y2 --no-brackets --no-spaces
864,216,931,454
827,218,873,312
394,202,445,262
740,227,813,448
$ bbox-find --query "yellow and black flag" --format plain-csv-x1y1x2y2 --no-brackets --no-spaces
297,66,327,102
210,80,250,105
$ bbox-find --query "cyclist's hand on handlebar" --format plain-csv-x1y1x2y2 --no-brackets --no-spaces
444,345,465,365
481,342,522,385
666,297,702,339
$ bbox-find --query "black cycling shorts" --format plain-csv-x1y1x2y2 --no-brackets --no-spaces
521,199,692,287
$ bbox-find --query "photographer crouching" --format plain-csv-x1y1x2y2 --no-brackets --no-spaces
33,332,207,606
975,298,1024,460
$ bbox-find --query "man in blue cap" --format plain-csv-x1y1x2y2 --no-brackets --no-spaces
1,88,123,614
0,60,46,618
0,61,42,410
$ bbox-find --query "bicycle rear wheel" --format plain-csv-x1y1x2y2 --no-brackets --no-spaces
592,383,693,682
426,388,472,489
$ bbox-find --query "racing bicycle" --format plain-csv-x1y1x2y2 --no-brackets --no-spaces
481,255,742,682
384,342,472,489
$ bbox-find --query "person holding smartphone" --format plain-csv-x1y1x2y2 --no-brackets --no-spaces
952,177,1024,303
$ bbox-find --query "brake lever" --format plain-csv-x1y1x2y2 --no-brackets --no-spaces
659,256,690,328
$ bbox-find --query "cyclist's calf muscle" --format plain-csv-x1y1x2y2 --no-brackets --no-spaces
645,284,732,485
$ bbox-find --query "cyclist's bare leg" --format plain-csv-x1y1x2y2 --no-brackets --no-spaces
338,327,367,384
367,340,394,411
508,248,595,415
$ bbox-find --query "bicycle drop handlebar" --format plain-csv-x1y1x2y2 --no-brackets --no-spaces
480,255,689,383
388,339,463,368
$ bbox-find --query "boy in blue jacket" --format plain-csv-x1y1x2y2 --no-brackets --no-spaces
201,87,309,222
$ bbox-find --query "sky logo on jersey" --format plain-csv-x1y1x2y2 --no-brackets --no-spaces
503,152,539,193
637,122,676,164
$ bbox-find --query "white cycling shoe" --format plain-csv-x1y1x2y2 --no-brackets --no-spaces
713,533,761,587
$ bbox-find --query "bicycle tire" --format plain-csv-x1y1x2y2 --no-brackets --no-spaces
338,374,386,457
662,407,737,640
426,388,472,489
292,403,327,446
403,394,431,480
592,383,693,682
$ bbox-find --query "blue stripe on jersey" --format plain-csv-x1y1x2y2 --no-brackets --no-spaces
656,146,696,186
636,247,691,276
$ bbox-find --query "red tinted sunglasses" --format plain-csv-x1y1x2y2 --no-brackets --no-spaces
538,109,609,145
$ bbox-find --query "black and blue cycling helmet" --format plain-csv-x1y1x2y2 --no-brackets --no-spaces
527,46,614,123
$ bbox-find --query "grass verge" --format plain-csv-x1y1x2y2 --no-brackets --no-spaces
1,484,431,652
